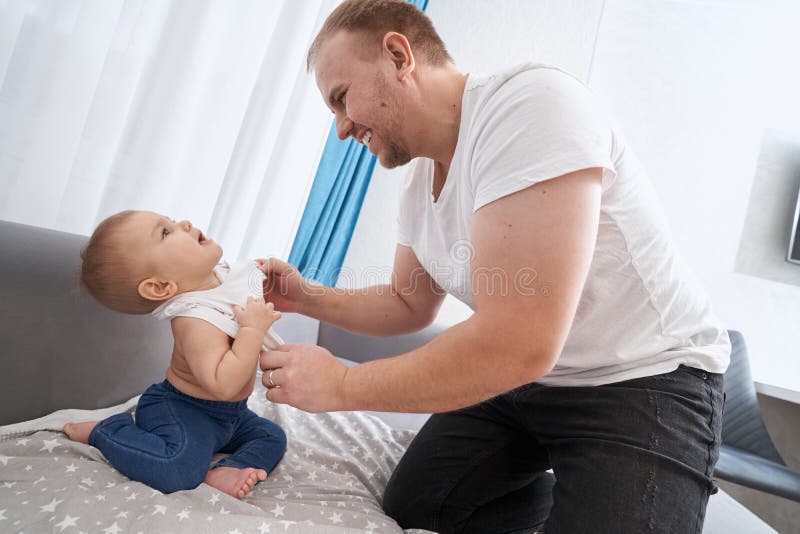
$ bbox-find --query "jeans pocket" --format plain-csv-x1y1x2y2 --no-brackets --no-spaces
677,365,710,380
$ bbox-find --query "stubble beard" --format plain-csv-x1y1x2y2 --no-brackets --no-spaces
381,139,412,169
373,71,412,169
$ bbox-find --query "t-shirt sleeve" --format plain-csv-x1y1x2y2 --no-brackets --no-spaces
169,304,240,340
470,67,617,212
397,209,413,247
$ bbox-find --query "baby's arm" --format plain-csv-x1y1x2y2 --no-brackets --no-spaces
172,297,281,400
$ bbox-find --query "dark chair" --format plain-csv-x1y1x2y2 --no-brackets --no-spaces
714,330,800,502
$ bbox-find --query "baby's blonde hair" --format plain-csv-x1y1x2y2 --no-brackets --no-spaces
80,210,159,314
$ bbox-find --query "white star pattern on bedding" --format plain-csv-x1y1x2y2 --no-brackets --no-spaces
0,378,434,533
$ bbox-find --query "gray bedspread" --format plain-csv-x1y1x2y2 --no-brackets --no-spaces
0,377,434,533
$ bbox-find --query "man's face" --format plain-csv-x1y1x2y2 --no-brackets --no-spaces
314,31,412,169
121,211,223,287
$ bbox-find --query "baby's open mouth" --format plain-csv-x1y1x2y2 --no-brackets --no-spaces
198,231,208,244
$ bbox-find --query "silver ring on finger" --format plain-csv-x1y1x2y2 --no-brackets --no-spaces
268,370,277,388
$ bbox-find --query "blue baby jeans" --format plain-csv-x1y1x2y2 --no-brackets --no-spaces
89,380,286,494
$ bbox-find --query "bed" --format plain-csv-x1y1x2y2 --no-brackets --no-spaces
0,372,434,533
0,220,777,533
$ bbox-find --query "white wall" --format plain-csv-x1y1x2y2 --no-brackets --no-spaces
340,0,800,395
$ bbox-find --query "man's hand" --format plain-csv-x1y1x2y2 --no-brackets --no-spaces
260,343,350,413
256,258,317,314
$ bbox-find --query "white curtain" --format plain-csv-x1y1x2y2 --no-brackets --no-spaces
0,0,338,261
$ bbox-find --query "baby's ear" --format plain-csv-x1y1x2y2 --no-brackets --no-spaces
137,278,178,302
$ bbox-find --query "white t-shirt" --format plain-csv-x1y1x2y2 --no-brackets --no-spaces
397,63,730,386
151,260,284,352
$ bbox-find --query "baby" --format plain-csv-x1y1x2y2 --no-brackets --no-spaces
63,209,286,500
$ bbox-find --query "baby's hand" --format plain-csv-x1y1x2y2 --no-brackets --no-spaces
233,296,281,333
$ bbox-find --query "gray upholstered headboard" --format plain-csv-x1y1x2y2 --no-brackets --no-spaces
0,220,173,425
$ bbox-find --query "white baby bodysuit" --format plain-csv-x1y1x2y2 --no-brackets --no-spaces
151,260,284,351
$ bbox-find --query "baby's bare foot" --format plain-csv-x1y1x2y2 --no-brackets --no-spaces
63,421,99,444
204,466,267,500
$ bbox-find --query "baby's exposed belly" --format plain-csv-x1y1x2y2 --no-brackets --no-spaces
166,351,256,402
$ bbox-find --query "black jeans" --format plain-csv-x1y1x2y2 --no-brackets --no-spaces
383,365,724,534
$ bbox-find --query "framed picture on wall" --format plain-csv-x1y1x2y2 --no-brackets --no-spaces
789,185,800,265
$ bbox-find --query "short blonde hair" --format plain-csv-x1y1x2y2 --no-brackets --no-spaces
80,210,158,315
307,0,452,72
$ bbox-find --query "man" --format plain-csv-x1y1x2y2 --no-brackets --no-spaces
260,1,730,532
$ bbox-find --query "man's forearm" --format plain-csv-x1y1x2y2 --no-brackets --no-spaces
339,314,556,413
300,284,432,337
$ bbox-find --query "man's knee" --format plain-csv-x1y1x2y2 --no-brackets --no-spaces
383,469,439,530
384,485,469,534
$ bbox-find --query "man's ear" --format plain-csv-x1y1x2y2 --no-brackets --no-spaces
382,32,415,81
138,277,179,302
